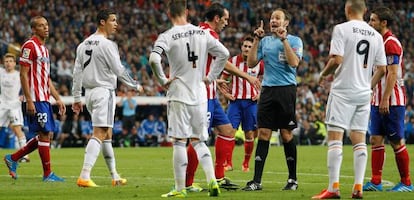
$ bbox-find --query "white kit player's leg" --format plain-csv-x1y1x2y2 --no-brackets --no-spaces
192,141,215,183
173,140,187,191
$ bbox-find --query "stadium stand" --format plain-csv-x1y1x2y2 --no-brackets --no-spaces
0,0,413,146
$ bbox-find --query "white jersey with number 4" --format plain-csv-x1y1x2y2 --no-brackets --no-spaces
329,20,386,104
151,23,229,105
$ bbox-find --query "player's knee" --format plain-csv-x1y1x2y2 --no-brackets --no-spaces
217,124,235,137
244,131,255,140
173,139,187,148
369,135,384,146
390,139,404,149
189,138,200,143
257,129,272,140
38,132,51,141
280,129,294,142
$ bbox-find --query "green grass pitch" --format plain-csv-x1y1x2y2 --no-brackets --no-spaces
0,145,412,199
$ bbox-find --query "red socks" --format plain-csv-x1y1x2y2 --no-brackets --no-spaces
11,136,52,177
371,144,411,186
370,145,385,185
244,139,254,165
215,135,235,179
185,143,198,187
225,138,236,168
11,136,39,161
394,145,411,185
38,138,51,177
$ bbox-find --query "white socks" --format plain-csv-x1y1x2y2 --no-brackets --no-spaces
18,136,27,149
192,141,215,184
102,139,120,180
353,143,367,187
327,140,343,192
173,141,187,191
80,138,122,181
80,137,101,180
326,140,367,192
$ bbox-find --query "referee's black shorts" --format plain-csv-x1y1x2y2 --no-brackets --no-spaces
257,85,297,131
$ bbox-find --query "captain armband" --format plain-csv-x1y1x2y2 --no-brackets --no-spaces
386,55,399,65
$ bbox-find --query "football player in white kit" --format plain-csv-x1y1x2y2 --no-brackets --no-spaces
0,53,29,162
72,9,143,187
149,0,229,197
312,0,387,199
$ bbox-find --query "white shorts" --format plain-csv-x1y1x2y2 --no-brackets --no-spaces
325,94,370,132
0,101,23,126
85,87,116,128
167,101,209,141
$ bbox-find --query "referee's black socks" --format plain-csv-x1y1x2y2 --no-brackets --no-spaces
253,140,270,183
283,139,297,180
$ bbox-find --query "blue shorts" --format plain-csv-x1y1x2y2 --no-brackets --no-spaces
227,99,257,132
207,98,230,133
369,105,405,141
24,101,55,134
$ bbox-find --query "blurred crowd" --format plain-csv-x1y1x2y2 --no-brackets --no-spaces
0,0,414,147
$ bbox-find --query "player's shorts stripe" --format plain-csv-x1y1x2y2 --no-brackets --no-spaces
108,89,114,125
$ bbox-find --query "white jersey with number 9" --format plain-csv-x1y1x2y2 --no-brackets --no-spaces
329,20,386,105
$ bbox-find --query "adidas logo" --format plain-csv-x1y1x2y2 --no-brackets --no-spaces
358,152,366,157
201,153,210,158
255,156,262,161
288,121,295,126
249,184,259,190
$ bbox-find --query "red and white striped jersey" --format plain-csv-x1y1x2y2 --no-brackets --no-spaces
224,55,264,99
371,30,406,106
19,36,51,102
199,22,219,99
